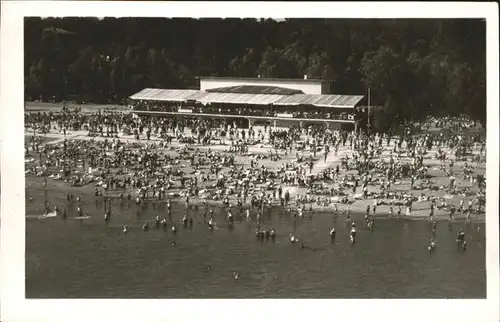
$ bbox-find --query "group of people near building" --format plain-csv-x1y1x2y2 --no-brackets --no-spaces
130,100,356,121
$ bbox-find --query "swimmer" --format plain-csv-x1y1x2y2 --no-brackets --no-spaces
456,229,466,246
104,211,110,223
161,218,168,229
428,238,436,252
349,223,357,244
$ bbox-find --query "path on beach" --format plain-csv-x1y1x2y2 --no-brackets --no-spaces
309,147,350,176
287,145,350,198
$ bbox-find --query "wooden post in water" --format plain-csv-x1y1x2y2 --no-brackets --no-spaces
293,214,297,235
44,179,48,205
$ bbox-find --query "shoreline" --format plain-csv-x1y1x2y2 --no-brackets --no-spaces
25,178,485,224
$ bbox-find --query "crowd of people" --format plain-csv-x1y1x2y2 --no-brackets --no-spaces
291,111,354,120
25,103,486,249
130,100,355,120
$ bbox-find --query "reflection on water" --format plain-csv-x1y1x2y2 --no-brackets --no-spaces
25,189,486,298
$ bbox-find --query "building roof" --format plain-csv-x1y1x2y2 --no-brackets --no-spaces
197,76,325,83
206,85,303,95
129,88,200,102
186,92,285,105
129,88,363,108
274,94,364,108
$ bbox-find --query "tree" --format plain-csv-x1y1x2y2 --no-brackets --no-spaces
23,18,486,126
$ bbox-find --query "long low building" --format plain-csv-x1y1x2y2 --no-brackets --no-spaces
128,77,366,130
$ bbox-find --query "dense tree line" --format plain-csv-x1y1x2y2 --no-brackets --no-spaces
24,17,486,126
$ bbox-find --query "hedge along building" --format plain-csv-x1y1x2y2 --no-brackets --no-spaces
128,76,366,130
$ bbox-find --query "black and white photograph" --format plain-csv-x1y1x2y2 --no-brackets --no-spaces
1,2,499,322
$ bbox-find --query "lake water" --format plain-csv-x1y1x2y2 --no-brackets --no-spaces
25,188,486,298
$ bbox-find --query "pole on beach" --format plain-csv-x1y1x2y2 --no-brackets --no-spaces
367,87,371,134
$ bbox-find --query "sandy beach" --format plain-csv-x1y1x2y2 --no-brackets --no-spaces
25,102,485,223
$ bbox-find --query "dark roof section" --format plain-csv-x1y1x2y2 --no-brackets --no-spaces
197,76,326,83
185,92,286,105
206,85,303,96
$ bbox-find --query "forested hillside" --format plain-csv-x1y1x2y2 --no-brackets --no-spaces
24,18,486,125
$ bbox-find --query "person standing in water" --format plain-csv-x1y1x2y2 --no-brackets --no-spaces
166,200,172,215
349,223,357,243
104,210,110,224
284,190,290,205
